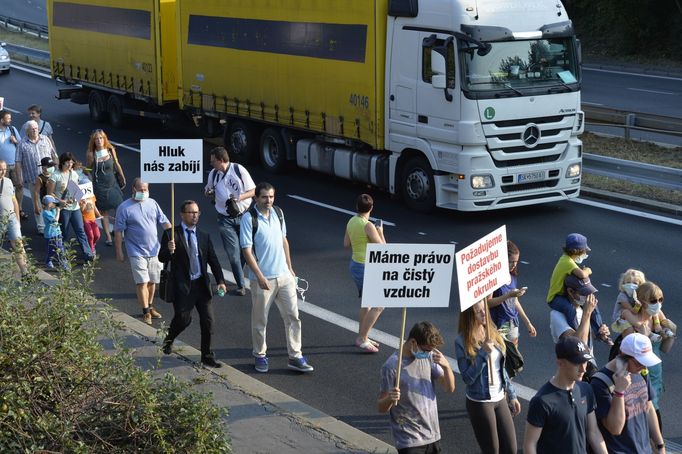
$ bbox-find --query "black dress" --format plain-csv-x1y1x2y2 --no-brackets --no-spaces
92,157,123,211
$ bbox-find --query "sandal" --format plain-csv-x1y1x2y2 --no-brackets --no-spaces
355,339,379,353
105,240,113,246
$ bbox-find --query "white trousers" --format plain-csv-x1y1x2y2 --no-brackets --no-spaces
250,274,302,359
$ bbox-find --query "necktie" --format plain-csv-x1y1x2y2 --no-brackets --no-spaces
186,229,200,277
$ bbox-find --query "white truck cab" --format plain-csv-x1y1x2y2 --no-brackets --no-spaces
386,0,583,211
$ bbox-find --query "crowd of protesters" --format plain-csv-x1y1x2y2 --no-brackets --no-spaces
0,102,677,454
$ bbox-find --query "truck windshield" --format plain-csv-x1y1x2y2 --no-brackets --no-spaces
461,37,579,96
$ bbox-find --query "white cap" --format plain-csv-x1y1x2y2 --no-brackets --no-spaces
620,333,661,367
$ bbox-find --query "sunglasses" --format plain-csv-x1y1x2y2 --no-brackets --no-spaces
649,297,664,304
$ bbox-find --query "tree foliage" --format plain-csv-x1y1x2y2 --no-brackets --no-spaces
565,0,682,61
0,248,231,453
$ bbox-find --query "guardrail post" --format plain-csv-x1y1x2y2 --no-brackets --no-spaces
625,113,636,139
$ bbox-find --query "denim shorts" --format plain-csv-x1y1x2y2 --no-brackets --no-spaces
0,215,22,241
349,260,365,297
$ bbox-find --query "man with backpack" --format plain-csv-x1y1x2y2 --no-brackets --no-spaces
591,333,666,453
205,146,255,296
524,336,607,453
240,182,313,374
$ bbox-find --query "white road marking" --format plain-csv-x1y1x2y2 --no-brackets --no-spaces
627,87,675,95
111,141,141,153
573,198,682,226
583,66,682,81
581,101,604,106
3,107,21,114
287,194,397,227
418,232,426,236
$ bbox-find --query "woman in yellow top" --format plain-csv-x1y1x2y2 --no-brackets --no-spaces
343,194,386,353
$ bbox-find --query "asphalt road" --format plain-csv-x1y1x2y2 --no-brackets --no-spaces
3,67,682,452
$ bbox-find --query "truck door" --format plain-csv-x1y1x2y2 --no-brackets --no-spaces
388,23,418,140
416,33,460,146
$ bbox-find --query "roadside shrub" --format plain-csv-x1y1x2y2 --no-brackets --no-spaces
0,249,231,453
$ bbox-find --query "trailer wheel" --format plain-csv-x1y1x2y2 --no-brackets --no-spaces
107,95,125,128
225,121,254,164
259,128,287,174
402,156,436,212
88,91,107,123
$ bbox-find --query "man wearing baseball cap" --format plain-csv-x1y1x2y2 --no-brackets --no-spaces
524,336,607,453
550,275,601,377
591,333,665,453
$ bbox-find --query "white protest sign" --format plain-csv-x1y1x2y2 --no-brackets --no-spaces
66,180,94,202
140,139,203,183
455,225,509,312
362,243,455,308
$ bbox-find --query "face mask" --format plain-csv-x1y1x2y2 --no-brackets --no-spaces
134,191,149,201
45,166,55,175
647,303,661,315
574,253,589,265
622,283,638,297
95,149,109,159
412,344,431,360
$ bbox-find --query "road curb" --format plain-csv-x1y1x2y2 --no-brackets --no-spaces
581,186,682,218
28,263,396,454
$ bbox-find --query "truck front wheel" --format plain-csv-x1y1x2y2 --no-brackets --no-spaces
402,156,436,212
225,121,254,164
259,128,287,174
88,91,107,123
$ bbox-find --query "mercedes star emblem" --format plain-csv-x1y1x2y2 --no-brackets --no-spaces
522,124,541,148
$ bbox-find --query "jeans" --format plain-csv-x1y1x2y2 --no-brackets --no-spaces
59,208,93,259
549,295,604,335
217,213,245,288
45,236,65,266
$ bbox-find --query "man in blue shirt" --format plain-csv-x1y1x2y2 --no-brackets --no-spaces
240,182,313,374
115,178,171,325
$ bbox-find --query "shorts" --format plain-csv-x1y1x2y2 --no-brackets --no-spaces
0,215,22,241
129,255,161,284
349,260,365,297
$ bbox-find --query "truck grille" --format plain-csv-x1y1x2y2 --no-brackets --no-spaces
482,115,575,168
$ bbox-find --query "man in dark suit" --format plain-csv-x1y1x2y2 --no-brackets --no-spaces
159,200,227,368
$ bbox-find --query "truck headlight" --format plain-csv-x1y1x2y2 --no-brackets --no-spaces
471,175,494,189
566,164,581,178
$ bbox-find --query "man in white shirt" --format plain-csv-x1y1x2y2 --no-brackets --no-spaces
204,146,255,295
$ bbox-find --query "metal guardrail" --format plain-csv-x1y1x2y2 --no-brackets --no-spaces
0,15,48,39
583,105,682,139
3,42,49,64
583,153,682,191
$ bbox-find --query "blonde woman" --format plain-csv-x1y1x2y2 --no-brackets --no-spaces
456,301,520,454
85,129,125,246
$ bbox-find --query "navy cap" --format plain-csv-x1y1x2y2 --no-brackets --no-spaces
556,336,594,364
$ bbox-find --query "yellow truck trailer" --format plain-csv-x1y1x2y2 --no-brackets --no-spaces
50,0,585,212
48,0,178,127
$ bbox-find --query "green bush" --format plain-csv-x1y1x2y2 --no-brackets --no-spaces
0,249,231,453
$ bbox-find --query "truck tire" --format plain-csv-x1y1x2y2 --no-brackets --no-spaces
88,91,107,123
225,120,254,164
107,95,125,128
402,156,436,212
259,128,287,173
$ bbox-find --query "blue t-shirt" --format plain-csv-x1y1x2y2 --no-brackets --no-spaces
491,275,520,328
114,197,169,257
42,207,62,239
592,367,653,454
240,207,289,279
0,126,19,165
380,352,444,449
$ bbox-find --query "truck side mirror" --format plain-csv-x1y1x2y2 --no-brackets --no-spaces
431,51,447,89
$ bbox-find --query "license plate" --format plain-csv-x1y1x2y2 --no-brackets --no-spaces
517,171,545,183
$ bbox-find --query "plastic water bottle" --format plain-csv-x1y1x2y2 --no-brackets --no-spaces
217,287,225,297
